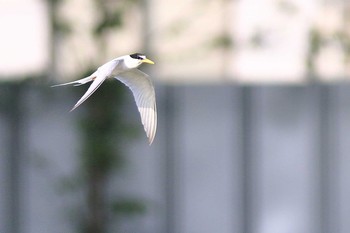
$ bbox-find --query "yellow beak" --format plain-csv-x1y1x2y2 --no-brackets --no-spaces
142,58,155,65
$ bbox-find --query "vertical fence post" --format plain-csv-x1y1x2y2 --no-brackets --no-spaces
5,84,24,233
313,84,338,233
239,85,256,233
164,85,178,233
141,0,151,56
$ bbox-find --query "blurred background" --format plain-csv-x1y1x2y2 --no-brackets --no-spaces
1,0,350,233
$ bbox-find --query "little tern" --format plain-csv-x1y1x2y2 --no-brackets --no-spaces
52,53,157,144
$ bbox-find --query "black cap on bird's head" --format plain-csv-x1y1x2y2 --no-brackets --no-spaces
129,53,155,65
130,53,146,60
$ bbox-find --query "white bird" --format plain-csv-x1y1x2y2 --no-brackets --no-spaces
52,53,157,144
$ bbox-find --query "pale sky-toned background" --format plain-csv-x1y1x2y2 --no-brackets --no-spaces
0,0,349,82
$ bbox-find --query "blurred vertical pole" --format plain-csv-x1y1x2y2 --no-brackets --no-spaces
317,84,330,233
47,0,59,83
313,84,338,233
141,0,151,56
220,0,229,80
5,84,23,233
164,85,178,233
239,86,255,233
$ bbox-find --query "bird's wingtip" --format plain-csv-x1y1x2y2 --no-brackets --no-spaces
148,135,155,145
69,106,77,112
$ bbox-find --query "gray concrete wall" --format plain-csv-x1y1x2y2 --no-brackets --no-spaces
1,84,350,233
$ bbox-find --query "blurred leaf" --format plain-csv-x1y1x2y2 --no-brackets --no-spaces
309,28,323,55
0,82,23,113
111,199,147,216
306,28,324,73
45,0,64,7
53,20,72,35
94,11,123,35
209,34,233,49
334,31,350,62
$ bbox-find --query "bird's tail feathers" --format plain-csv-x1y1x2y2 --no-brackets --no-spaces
51,74,96,87
51,81,79,87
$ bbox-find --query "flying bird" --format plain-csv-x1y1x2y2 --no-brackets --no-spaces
52,53,157,144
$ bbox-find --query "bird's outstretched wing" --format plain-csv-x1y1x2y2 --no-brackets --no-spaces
52,60,119,112
69,74,107,112
52,72,106,112
115,69,157,144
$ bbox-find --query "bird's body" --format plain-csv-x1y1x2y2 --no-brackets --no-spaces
52,53,157,144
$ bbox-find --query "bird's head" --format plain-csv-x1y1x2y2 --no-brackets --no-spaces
125,53,155,69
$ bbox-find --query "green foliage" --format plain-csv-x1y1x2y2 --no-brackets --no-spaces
111,199,147,216
306,28,324,75
305,27,350,77
94,12,123,35
0,83,15,112
334,31,350,63
74,1,145,232
47,0,146,232
46,0,63,6
46,0,71,36
78,81,128,174
53,19,72,35
92,0,140,36
209,34,234,49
